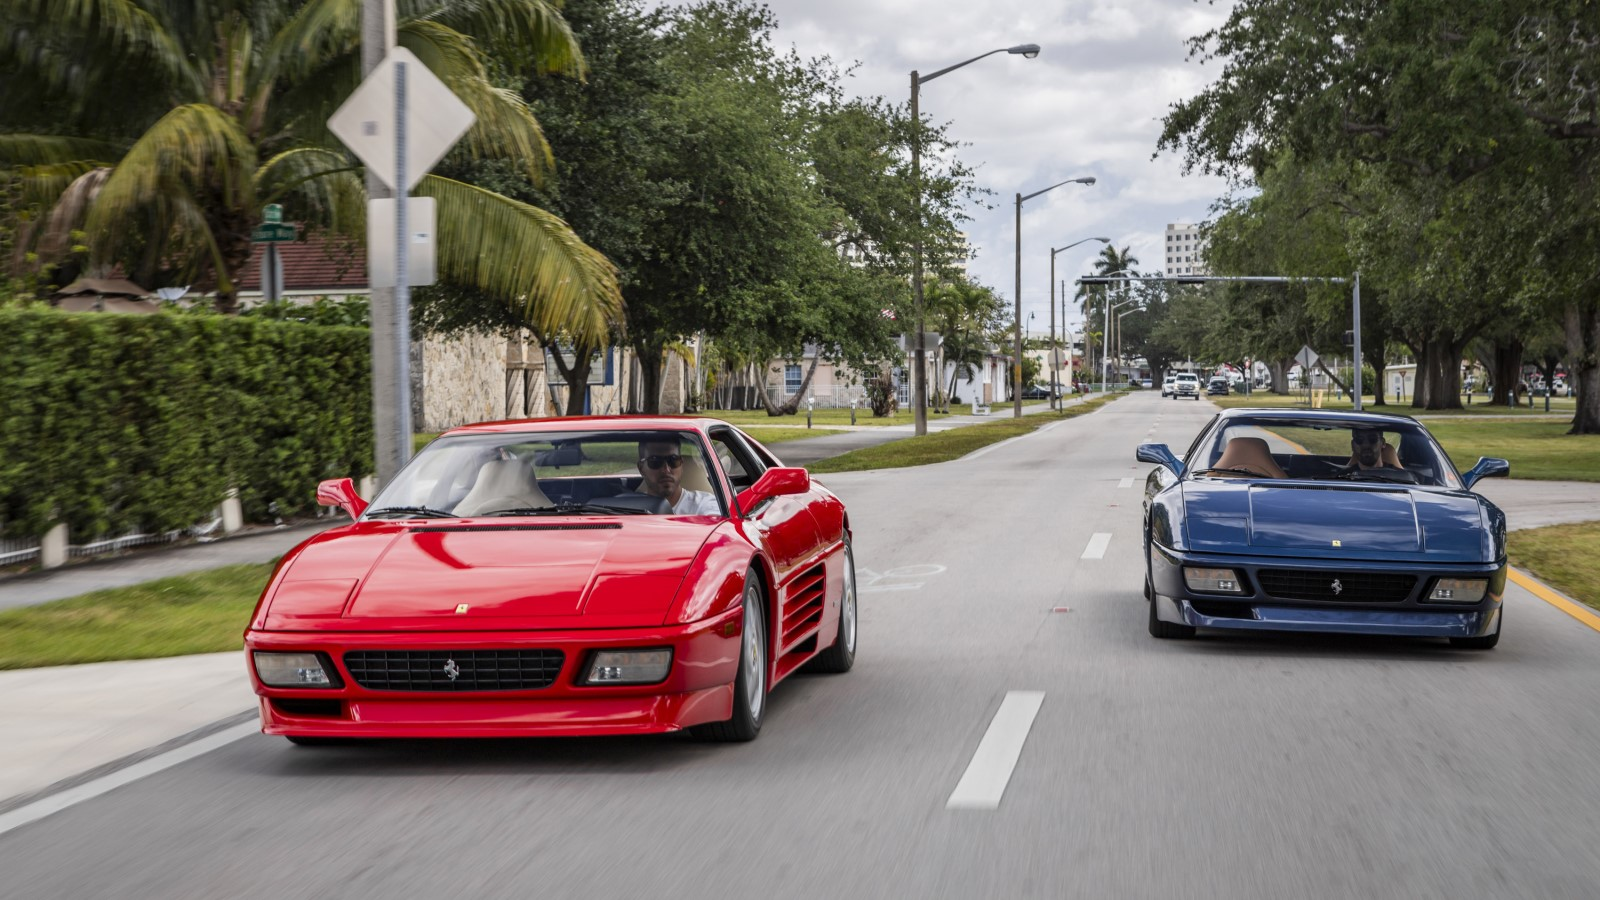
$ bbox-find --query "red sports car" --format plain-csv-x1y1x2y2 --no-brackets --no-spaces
244,417,856,743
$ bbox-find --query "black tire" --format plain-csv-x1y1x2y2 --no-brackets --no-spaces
1449,611,1502,650
692,571,768,741
806,536,857,674
1148,592,1196,639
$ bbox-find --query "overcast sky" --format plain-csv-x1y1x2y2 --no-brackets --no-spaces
678,0,1237,335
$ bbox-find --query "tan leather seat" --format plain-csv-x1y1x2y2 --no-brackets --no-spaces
1213,436,1287,478
679,456,715,493
454,459,553,515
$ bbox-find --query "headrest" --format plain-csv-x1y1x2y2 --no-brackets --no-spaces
680,456,715,493
454,459,553,515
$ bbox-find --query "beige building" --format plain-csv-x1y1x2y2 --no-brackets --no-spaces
1165,223,1208,276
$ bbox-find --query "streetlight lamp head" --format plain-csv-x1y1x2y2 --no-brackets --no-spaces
1094,237,1110,243
1074,177,1096,185
1008,44,1041,58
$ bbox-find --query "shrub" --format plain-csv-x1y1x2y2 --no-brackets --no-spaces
0,308,372,539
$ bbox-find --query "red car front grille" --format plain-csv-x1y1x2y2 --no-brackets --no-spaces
344,649,565,691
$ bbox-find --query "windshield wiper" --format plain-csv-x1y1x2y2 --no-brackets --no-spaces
1193,467,1273,478
486,503,650,516
365,505,458,519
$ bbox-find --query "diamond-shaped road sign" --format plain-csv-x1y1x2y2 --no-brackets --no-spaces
1294,344,1320,370
328,47,475,192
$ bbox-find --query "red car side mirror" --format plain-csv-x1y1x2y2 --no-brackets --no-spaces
736,467,810,512
317,477,369,520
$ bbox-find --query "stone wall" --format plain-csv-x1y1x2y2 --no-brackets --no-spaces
416,330,549,432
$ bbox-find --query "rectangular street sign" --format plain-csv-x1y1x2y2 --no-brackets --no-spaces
263,204,283,224
366,197,436,287
250,223,297,243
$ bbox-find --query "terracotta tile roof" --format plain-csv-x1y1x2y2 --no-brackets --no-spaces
237,235,367,292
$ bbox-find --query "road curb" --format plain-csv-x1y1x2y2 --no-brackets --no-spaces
1509,568,1600,635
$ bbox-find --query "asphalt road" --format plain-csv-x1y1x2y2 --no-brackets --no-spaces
5,392,1600,899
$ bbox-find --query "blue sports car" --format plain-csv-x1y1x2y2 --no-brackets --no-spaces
1137,409,1510,648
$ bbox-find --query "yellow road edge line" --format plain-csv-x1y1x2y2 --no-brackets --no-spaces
1508,568,1600,634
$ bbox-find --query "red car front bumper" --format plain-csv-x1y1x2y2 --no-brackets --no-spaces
245,605,743,738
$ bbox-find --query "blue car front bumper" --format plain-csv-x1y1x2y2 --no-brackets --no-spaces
1148,543,1505,639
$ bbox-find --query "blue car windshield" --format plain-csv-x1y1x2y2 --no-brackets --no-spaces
1193,418,1461,488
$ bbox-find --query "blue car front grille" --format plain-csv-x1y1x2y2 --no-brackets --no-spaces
1256,569,1416,604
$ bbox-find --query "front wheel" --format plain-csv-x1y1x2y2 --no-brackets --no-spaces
692,573,768,741
805,536,857,674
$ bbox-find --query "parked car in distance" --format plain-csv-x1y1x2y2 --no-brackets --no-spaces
1172,373,1201,399
1141,378,1154,389
1207,377,1230,396
1021,384,1056,400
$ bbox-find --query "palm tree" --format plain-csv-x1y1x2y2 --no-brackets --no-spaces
1073,243,1138,383
0,0,620,340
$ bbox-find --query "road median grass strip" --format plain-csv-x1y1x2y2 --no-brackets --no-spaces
808,395,1122,474
0,563,271,669
1507,523,1600,613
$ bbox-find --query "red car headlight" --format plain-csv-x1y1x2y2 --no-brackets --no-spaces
254,651,341,688
583,649,672,685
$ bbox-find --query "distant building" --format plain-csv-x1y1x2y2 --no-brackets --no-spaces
1164,223,1208,276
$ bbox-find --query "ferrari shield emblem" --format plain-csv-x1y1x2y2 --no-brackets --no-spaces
1331,540,1342,547
455,603,469,614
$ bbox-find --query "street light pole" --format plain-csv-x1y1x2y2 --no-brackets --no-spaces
910,43,1040,437
1014,176,1095,416
1049,237,1109,408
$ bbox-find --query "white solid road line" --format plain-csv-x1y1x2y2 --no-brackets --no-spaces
0,722,258,838
946,691,1046,811
1118,477,1134,488
1082,532,1112,559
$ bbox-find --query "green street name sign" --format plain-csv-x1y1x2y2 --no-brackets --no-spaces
262,204,283,224
250,222,297,243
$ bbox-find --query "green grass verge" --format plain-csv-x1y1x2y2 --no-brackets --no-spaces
1508,523,1600,612
1422,420,1600,482
808,395,1122,474
706,407,954,428
0,563,272,669
735,427,845,444
1210,393,1577,417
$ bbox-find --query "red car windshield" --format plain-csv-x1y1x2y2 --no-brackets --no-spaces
367,429,725,517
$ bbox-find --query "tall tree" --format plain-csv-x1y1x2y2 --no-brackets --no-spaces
0,0,621,343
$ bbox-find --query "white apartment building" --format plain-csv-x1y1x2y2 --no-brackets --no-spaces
1165,223,1208,276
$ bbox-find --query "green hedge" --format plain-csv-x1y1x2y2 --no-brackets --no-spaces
0,308,372,540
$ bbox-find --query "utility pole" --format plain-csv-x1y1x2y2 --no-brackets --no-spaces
363,0,406,488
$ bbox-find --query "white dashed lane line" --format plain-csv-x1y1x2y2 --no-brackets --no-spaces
1118,477,1133,488
1081,532,1112,559
946,691,1046,811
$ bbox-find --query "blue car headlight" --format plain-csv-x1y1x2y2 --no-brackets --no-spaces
1426,578,1487,604
1184,567,1244,594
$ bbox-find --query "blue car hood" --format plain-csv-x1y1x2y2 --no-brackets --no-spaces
1180,480,1494,563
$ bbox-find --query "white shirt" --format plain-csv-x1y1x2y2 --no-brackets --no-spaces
671,489,721,515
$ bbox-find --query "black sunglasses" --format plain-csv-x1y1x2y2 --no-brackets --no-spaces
641,454,685,470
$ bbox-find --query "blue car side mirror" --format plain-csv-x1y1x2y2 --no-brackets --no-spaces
1136,443,1184,476
1462,457,1510,489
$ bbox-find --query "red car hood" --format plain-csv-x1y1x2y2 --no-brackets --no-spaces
261,518,721,631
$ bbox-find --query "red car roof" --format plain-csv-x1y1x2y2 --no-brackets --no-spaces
438,415,725,438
